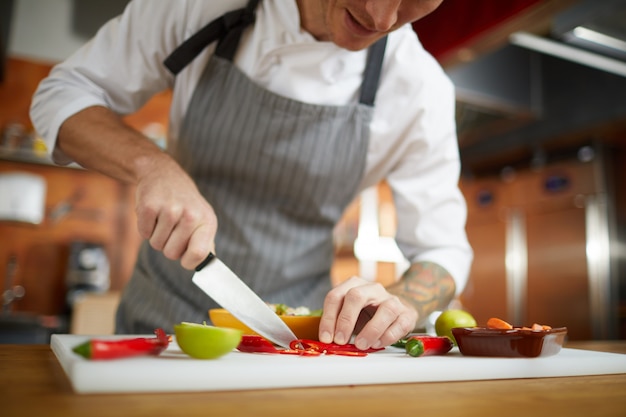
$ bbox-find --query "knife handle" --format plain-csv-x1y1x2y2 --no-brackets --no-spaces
195,252,216,271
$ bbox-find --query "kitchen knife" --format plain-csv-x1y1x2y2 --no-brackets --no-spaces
192,253,298,349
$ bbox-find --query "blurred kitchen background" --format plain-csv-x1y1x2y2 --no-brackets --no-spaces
1,0,624,343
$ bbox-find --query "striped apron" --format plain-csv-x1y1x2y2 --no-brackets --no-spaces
115,1,387,334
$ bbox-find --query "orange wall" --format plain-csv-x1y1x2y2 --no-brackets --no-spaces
0,57,52,131
0,56,171,139
0,56,171,316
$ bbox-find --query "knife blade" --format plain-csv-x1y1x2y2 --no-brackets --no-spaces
192,253,298,349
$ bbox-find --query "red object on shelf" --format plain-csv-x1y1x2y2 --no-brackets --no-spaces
413,0,543,60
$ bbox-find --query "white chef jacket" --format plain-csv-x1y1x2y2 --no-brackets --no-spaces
30,0,473,293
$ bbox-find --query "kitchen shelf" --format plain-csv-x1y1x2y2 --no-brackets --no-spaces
0,146,81,169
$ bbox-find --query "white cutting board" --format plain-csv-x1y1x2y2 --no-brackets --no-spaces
51,334,626,394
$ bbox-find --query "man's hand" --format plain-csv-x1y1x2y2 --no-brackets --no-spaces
319,277,418,350
57,106,218,270
319,261,456,350
135,157,218,270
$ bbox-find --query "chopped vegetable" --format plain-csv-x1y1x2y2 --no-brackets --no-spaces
72,328,171,360
267,303,322,317
487,317,553,332
236,335,282,353
236,335,382,356
393,335,453,357
275,348,322,356
486,317,514,330
290,339,384,356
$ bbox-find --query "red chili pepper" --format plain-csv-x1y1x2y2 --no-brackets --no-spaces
72,328,171,360
237,335,281,353
278,348,322,356
404,336,453,357
237,335,314,355
324,350,369,357
291,339,384,355
236,335,381,356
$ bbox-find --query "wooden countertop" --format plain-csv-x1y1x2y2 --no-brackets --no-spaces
1,340,625,417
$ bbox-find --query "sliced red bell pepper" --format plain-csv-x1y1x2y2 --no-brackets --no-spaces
237,336,319,355
236,335,382,356
291,339,384,355
72,328,171,360
277,348,322,356
236,335,280,353
324,350,369,357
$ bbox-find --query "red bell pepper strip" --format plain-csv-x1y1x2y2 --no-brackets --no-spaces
403,336,453,357
291,339,384,355
72,328,171,360
277,348,322,356
236,335,282,353
237,336,323,356
237,335,382,356
324,350,369,357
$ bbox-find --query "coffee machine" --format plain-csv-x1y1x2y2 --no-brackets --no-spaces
65,242,110,309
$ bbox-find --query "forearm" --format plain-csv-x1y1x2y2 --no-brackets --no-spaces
56,105,174,185
386,261,456,328
57,105,218,269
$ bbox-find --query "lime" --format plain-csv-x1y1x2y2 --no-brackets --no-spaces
435,310,477,345
174,322,243,359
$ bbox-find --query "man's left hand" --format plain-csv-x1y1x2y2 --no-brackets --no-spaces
318,276,418,350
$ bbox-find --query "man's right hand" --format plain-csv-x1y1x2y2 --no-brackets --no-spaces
135,157,218,270
57,106,218,271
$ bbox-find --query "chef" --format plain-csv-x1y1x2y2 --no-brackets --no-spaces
30,0,473,350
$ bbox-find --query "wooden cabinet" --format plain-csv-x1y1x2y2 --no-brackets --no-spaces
457,176,510,325
0,159,141,316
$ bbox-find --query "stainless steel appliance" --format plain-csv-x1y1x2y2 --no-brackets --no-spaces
459,145,619,340
65,242,110,308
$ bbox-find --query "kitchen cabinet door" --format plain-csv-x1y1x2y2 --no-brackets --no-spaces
459,178,510,325
525,204,591,339
461,219,508,325
520,160,600,340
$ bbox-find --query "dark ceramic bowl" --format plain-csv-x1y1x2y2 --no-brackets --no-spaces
452,327,568,358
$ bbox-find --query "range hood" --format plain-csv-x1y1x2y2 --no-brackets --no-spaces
551,0,626,61
445,0,626,174
510,0,626,78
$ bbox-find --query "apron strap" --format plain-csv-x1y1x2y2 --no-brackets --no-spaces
163,0,387,106
164,0,260,75
359,36,387,107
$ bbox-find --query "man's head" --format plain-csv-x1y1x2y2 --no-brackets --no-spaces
297,0,444,51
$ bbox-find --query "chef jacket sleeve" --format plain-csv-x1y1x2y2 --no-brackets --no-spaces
29,0,207,165
384,67,473,296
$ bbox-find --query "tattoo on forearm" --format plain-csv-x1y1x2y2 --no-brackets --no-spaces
386,261,456,326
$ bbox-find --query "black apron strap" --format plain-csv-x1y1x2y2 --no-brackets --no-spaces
164,0,260,75
359,36,387,107
164,0,386,107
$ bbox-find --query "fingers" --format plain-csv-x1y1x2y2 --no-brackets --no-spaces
136,199,158,240
135,166,218,271
319,276,417,350
180,224,215,270
149,204,183,253
319,276,359,344
148,206,217,270
354,298,416,350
